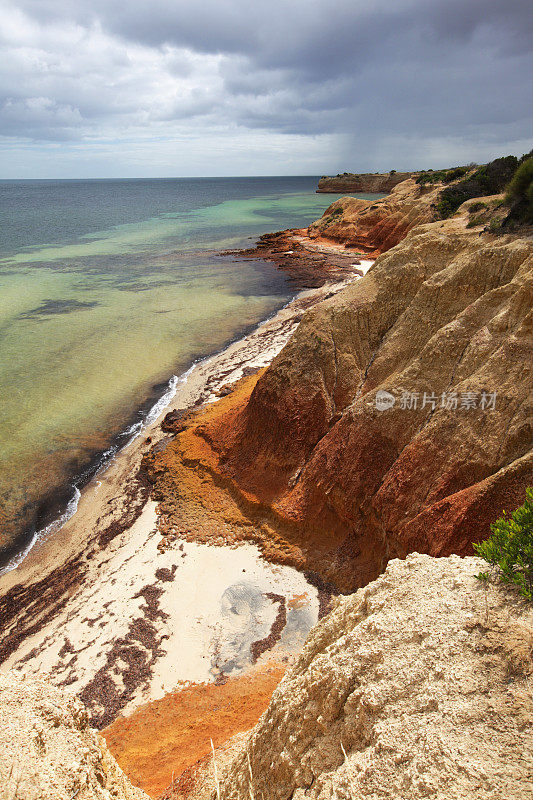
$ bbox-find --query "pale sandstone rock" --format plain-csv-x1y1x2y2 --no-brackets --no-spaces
0,671,147,800
213,554,533,800
142,181,532,594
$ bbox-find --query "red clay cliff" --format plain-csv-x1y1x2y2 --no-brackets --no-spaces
144,183,533,593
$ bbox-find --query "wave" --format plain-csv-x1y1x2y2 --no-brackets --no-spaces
0,365,196,577
0,486,81,577
0,263,370,578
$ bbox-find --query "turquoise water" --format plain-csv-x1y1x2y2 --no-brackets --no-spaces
0,178,379,562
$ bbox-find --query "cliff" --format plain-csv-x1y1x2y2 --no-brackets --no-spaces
144,192,533,594
3,175,532,800
200,554,533,800
317,171,414,193
308,178,438,255
0,671,148,800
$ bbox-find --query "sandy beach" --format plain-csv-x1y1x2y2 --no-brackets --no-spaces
0,253,373,728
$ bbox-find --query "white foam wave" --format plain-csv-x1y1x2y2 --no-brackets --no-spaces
0,364,197,576
124,364,196,447
0,486,81,577
145,374,180,426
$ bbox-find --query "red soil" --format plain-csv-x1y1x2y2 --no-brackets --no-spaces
102,662,286,799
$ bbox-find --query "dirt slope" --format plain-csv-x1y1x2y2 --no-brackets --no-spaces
147,204,532,593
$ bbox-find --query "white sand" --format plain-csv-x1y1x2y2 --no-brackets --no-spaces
6,502,318,718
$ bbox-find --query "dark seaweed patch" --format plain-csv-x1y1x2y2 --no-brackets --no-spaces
113,279,176,292
18,298,99,318
250,592,287,663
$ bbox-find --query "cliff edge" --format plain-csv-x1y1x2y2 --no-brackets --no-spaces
0,671,148,800
308,177,438,255
317,171,414,193
146,193,532,593
200,554,533,800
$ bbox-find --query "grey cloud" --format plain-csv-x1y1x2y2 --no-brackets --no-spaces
0,97,83,140
1,0,532,173
90,0,533,71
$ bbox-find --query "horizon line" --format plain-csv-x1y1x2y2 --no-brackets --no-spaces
0,174,329,182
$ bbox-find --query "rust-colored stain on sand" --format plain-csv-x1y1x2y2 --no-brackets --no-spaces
103,662,285,798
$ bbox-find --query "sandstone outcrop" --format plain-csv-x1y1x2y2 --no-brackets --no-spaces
308,178,439,255
317,171,414,193
146,202,533,594
205,554,533,800
0,671,148,800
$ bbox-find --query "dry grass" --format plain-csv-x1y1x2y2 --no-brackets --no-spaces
246,753,255,800
210,739,221,800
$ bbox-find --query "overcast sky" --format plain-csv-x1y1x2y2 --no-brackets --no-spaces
1,0,532,178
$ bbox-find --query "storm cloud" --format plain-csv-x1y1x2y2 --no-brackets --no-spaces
1,0,532,176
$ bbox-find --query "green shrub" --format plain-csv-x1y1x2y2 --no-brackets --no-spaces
416,169,448,185
437,155,518,218
505,157,533,223
474,489,533,600
443,166,470,183
416,165,471,187
468,201,487,213
466,215,484,228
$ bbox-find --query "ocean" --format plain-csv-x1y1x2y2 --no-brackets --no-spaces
0,177,376,566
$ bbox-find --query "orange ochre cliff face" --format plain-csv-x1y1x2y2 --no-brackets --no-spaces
143,184,533,594
308,178,438,256
103,664,286,799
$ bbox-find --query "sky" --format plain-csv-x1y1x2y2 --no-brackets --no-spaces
0,0,532,178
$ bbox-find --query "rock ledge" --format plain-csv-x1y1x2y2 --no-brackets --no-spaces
0,671,148,800
213,554,533,800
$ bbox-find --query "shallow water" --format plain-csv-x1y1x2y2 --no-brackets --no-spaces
0,177,380,559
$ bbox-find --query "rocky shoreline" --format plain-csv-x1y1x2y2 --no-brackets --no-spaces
222,229,370,287
1,171,531,799
0,243,373,726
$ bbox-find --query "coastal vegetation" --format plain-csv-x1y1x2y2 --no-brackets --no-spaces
475,489,533,600
467,200,487,213
435,155,519,217
415,165,471,185
505,156,533,223
424,150,533,221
